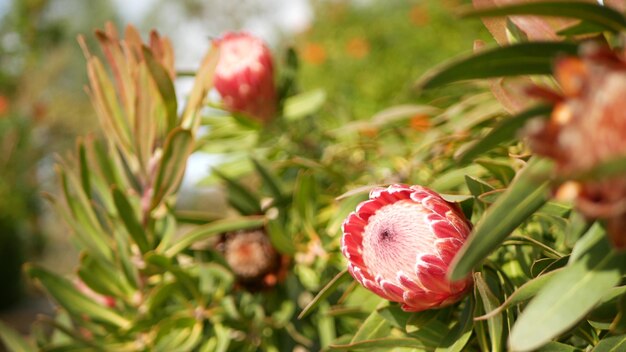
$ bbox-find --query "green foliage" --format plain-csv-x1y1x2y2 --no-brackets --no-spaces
6,1,626,352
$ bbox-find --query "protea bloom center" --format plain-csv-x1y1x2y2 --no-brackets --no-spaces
341,185,472,312
214,32,277,122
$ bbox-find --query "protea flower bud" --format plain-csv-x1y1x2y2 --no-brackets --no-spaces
341,184,473,312
214,32,277,122
525,43,626,247
221,228,288,291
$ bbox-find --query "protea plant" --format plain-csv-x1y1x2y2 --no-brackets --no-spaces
341,184,473,312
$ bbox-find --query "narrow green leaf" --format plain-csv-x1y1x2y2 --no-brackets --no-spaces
294,171,317,227
142,46,178,132
475,159,516,185
450,158,552,281
351,307,391,344
464,2,626,33
593,335,626,352
329,337,426,350
112,187,150,253
151,128,194,208
475,269,561,321
418,42,579,89
251,158,285,204
465,175,495,198
213,169,262,215
0,321,35,352
475,272,504,352
77,140,91,199
436,297,475,352
283,89,326,121
558,21,609,36
457,105,552,164
163,216,265,256
27,265,130,329
537,341,580,352
298,269,350,319
266,217,296,255
509,232,626,351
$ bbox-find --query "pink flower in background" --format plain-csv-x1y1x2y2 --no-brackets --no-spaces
214,32,277,122
341,185,472,312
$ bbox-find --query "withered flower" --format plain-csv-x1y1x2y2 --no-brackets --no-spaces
221,228,289,291
525,42,626,247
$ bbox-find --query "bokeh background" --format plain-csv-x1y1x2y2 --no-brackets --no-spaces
0,0,489,340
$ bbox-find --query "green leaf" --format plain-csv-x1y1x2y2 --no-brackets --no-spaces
558,21,609,36
536,341,580,352
351,304,391,343
163,216,265,256
329,337,426,351
418,42,579,89
594,335,626,352
298,269,350,319
475,159,516,185
465,175,495,198
27,265,130,329
142,46,177,132
266,217,296,255
464,2,626,33
112,186,150,253
213,169,262,216
457,105,552,164
293,171,317,228
509,230,626,351
475,272,504,352
251,158,285,204
450,158,552,281
77,139,91,199
0,321,35,352
435,297,475,352
475,269,560,321
283,89,326,121
151,128,194,208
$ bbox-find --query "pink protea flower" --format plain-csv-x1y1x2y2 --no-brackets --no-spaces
214,32,277,122
341,184,473,312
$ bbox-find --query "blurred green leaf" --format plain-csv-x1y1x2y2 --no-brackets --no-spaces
464,2,626,33
283,89,326,121
266,217,296,255
0,321,35,352
142,46,177,132
299,269,350,319
329,337,427,350
77,139,91,199
418,42,578,89
475,159,516,185
536,341,580,352
112,186,150,253
435,297,474,352
558,21,609,36
250,158,285,204
27,265,130,329
475,272,504,352
509,230,626,351
475,269,560,321
151,128,194,208
213,169,262,215
457,105,551,164
78,254,134,298
351,304,391,343
164,216,264,256
593,335,626,352
450,158,552,281
294,170,317,228
181,47,218,130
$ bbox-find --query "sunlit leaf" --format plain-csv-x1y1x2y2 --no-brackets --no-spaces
593,335,626,352
27,265,130,329
418,42,578,89
465,1,626,33
151,128,194,208
329,337,427,350
0,321,35,352
509,229,626,351
456,105,551,164
449,158,552,281
299,269,350,319
283,89,326,121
